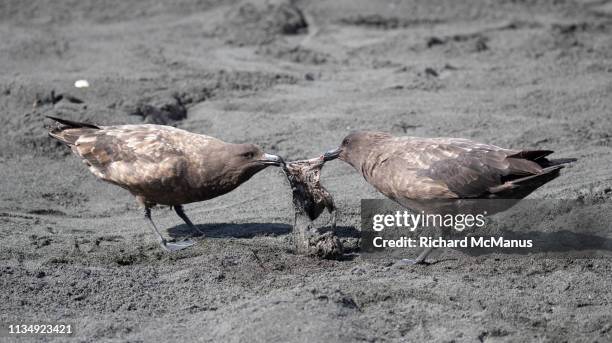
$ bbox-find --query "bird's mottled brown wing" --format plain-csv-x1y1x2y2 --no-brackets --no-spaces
417,147,511,197
402,138,541,198
360,139,465,199
69,125,214,195
366,137,543,199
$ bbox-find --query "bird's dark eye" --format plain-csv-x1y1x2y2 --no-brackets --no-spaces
342,137,350,146
242,152,255,159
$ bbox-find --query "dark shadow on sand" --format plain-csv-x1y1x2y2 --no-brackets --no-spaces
168,222,291,239
319,226,361,238
168,223,361,240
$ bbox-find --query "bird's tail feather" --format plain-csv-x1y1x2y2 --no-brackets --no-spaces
489,165,564,197
47,116,100,145
508,149,576,169
46,116,100,130
508,165,564,185
538,158,577,167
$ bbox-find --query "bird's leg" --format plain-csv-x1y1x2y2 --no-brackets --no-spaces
174,205,205,237
144,207,195,252
413,247,435,264
144,207,166,245
398,247,435,265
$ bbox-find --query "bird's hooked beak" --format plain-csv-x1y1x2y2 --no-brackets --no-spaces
323,147,342,161
258,153,284,166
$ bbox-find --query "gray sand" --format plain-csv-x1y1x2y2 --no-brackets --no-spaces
1,0,611,341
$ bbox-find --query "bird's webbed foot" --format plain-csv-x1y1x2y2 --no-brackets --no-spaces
160,238,196,252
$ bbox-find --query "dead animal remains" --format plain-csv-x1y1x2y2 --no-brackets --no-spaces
282,156,342,259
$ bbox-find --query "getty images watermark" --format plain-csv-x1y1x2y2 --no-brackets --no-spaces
360,199,612,259
370,209,534,249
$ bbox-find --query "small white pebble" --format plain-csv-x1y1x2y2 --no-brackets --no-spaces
74,80,90,88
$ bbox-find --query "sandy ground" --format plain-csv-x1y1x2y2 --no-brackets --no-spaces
1,0,612,341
